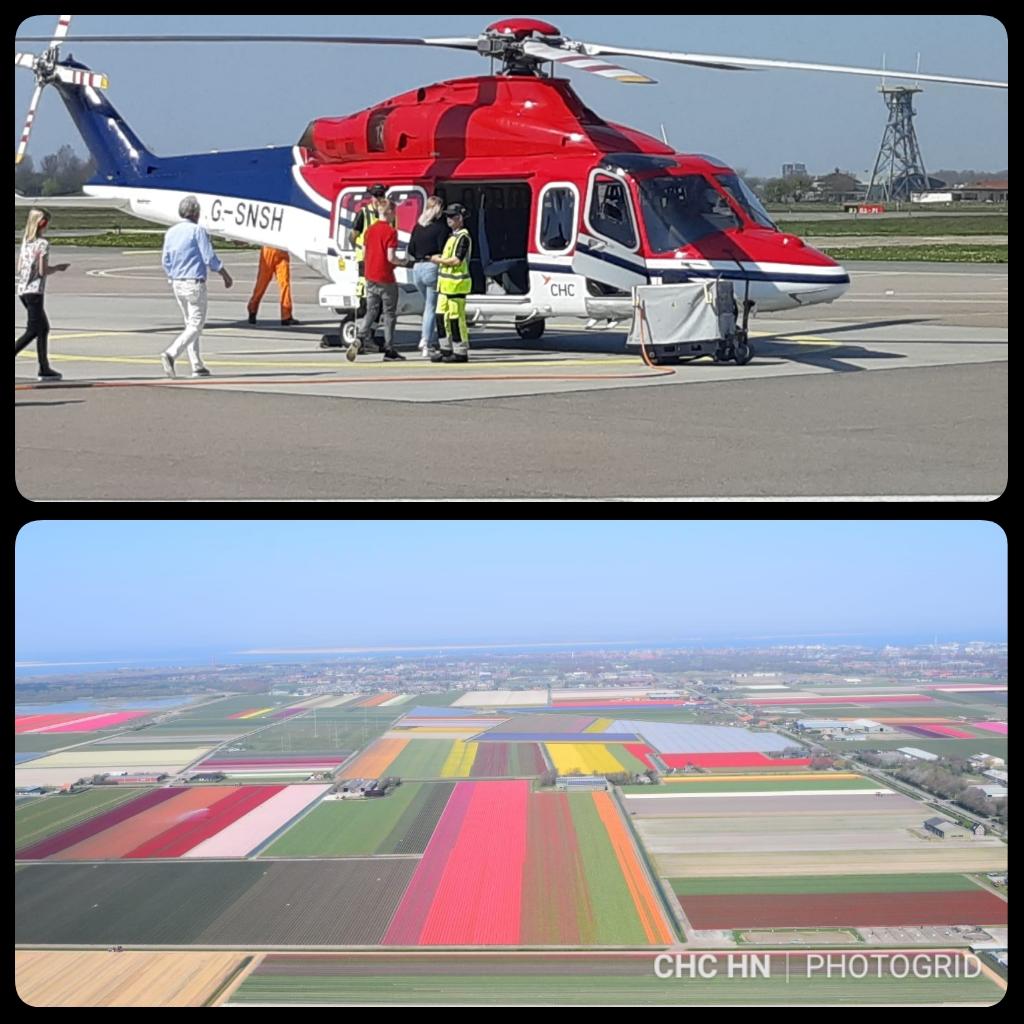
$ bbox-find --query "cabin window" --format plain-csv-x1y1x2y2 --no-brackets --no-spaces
587,175,637,249
385,187,426,241
538,185,577,254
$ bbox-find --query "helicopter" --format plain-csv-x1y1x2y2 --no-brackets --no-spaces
15,16,1008,357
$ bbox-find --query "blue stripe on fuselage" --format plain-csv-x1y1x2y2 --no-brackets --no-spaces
530,260,849,287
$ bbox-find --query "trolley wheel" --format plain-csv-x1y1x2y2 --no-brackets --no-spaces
734,341,754,365
341,317,360,346
515,317,545,341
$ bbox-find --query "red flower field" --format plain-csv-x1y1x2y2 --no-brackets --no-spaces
681,891,1009,929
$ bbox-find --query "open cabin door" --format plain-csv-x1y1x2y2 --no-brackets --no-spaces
571,170,648,291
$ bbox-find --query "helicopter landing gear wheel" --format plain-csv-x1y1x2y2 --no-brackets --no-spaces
733,340,754,365
515,317,545,341
713,344,734,364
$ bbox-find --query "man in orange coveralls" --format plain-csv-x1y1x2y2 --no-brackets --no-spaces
247,246,299,326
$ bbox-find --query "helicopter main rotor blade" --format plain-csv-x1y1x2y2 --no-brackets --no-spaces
49,14,73,48
15,52,36,69
577,42,1008,89
16,83,44,165
521,39,655,84
14,33,479,49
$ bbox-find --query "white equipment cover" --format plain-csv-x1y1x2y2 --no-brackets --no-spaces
626,280,735,348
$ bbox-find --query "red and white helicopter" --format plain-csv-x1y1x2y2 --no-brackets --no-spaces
15,16,1008,359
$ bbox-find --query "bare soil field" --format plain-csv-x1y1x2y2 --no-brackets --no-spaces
624,793,922,816
655,847,1009,877
15,950,248,1006
638,822,943,854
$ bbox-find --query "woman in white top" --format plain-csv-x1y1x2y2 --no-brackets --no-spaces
15,208,69,381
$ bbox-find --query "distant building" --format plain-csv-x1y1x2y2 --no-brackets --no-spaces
953,180,1008,202
898,747,940,762
113,773,166,785
338,778,379,798
971,785,1007,800
188,771,226,783
969,754,1005,768
782,163,807,178
556,776,609,792
982,769,1008,784
924,816,971,839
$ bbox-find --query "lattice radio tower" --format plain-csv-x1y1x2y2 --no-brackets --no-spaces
865,78,930,203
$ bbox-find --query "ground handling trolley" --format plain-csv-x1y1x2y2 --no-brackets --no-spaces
626,279,754,366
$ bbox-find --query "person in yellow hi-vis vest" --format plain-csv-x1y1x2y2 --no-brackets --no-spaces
348,184,388,319
429,204,472,363
247,246,298,326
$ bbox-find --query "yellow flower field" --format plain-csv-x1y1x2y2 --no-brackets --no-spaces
546,743,624,775
441,741,479,778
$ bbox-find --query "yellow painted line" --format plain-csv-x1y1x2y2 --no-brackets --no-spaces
19,352,644,371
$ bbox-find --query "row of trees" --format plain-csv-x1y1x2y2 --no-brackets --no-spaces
15,145,95,197
892,760,1006,823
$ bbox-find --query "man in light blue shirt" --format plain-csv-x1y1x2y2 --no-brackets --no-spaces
160,195,233,378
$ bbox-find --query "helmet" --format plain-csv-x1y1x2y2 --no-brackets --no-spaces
369,184,387,198
444,203,467,218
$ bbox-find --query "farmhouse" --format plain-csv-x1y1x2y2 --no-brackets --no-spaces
111,773,167,785
923,816,972,839
337,778,380,799
969,754,1005,769
982,769,1008,784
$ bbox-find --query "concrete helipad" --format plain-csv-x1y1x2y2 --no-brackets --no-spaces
15,250,1007,500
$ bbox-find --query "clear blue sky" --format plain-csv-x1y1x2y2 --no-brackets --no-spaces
15,520,1006,660
15,15,1007,178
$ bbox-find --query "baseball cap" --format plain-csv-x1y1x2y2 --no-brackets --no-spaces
444,203,467,218
369,184,386,197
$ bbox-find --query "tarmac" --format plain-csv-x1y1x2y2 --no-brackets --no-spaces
14,249,1007,500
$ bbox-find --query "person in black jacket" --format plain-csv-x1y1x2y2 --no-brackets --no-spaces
405,195,450,357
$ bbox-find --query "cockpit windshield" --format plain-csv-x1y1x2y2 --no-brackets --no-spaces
715,173,778,230
636,174,740,252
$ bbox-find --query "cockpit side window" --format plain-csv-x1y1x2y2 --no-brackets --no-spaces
588,175,637,249
716,173,778,230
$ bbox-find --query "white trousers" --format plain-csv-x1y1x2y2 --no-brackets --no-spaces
165,279,208,369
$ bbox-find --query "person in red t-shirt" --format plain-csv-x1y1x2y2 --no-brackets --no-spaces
347,200,408,361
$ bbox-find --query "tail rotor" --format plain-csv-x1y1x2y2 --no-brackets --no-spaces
15,14,110,164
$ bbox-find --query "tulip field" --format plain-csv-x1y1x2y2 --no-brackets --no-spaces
342,737,548,780
384,781,674,945
16,785,329,861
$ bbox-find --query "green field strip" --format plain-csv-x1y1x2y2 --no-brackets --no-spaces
669,873,980,896
379,782,455,854
567,794,650,945
228,971,1001,1005
386,740,456,778
15,733,103,752
607,744,651,775
15,862,267,946
260,783,423,857
15,787,152,850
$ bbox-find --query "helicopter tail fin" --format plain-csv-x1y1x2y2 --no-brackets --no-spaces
52,59,159,183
